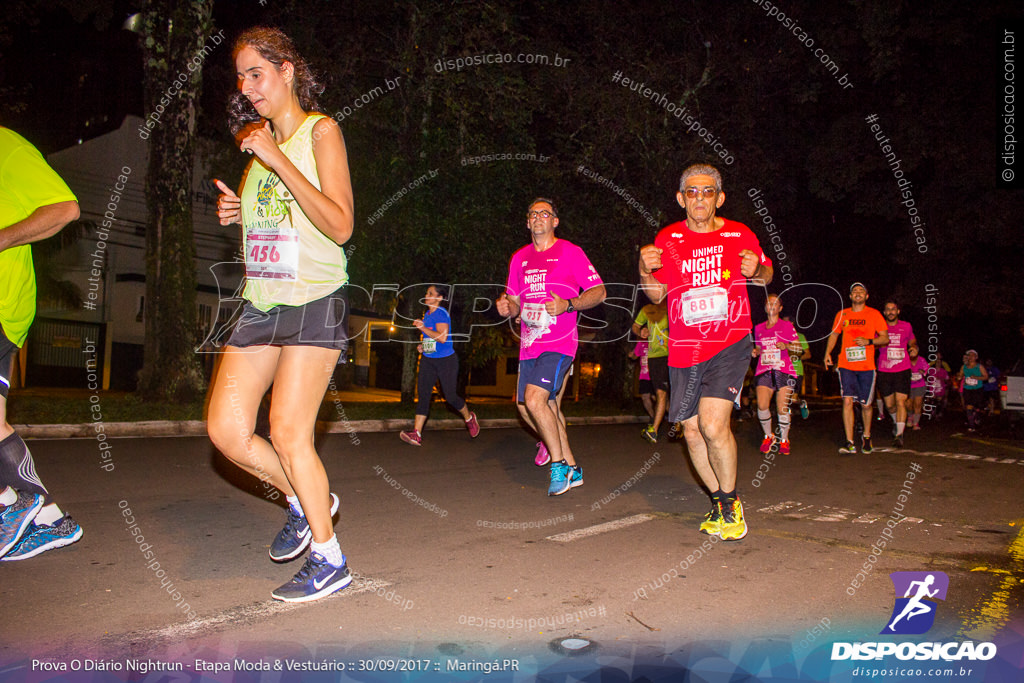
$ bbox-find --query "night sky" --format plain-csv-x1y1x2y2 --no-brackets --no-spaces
1,0,1022,367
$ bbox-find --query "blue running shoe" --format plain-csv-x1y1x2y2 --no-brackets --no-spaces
1,515,83,561
270,493,340,562
0,492,43,558
569,465,583,489
548,461,571,496
271,551,352,602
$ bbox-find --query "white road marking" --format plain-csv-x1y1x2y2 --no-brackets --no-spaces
853,512,885,524
876,446,1023,465
757,501,922,525
546,513,656,542
120,576,391,642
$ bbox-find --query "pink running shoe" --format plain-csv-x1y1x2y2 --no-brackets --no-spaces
779,439,790,455
534,441,551,466
465,412,480,438
399,430,422,446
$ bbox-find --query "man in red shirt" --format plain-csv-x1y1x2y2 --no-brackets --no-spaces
639,164,772,541
823,283,889,455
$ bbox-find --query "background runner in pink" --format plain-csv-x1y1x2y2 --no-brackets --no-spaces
754,317,799,376
878,319,915,373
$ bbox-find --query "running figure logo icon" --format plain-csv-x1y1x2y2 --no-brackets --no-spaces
881,571,949,635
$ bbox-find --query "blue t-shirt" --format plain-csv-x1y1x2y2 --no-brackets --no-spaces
421,307,454,358
983,365,1000,392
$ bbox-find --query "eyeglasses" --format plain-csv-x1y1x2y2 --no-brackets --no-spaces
527,210,555,219
684,187,718,199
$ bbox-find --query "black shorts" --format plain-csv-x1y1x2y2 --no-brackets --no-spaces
963,389,986,409
668,337,751,423
877,369,911,397
755,369,797,392
0,323,18,399
648,356,669,393
638,378,653,395
226,286,349,352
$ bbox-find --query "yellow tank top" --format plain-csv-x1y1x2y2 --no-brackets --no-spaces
240,114,348,310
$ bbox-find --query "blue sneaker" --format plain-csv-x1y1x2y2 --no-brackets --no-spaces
271,551,352,602
270,493,340,562
548,461,572,496
1,515,83,561
800,401,809,420
0,492,43,558
569,465,583,489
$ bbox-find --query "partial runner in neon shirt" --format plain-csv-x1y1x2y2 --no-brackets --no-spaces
633,301,669,443
781,314,811,419
0,127,82,561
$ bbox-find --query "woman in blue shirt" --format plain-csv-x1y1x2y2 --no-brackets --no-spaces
400,285,480,445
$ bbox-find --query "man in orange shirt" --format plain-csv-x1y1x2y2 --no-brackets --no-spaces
823,283,889,455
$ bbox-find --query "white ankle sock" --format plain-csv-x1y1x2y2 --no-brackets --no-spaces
311,534,344,567
34,503,63,526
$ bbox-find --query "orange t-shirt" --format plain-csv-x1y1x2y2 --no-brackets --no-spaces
832,306,887,371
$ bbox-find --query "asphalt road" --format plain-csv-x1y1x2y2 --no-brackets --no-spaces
1,409,1022,681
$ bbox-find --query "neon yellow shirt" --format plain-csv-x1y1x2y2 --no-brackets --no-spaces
0,128,77,346
240,114,348,310
635,305,669,358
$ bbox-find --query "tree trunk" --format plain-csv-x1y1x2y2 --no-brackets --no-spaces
135,0,213,402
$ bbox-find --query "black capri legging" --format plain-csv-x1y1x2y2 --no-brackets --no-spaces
417,353,466,416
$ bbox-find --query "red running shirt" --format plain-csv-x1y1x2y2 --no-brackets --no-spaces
652,219,771,369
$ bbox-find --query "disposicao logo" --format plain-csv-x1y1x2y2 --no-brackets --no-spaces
882,571,948,635
831,571,997,663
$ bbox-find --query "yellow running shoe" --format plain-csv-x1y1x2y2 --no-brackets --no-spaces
699,501,723,537
719,498,748,541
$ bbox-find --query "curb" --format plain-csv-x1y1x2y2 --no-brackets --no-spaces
17,414,650,439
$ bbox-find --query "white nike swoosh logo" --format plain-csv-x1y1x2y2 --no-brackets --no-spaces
542,377,550,382
313,571,337,590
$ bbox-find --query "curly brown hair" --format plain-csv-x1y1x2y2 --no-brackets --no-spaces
227,27,324,135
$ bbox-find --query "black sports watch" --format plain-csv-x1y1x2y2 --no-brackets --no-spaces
566,298,576,313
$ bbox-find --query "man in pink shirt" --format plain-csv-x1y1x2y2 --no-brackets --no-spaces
497,198,606,496
877,300,916,447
